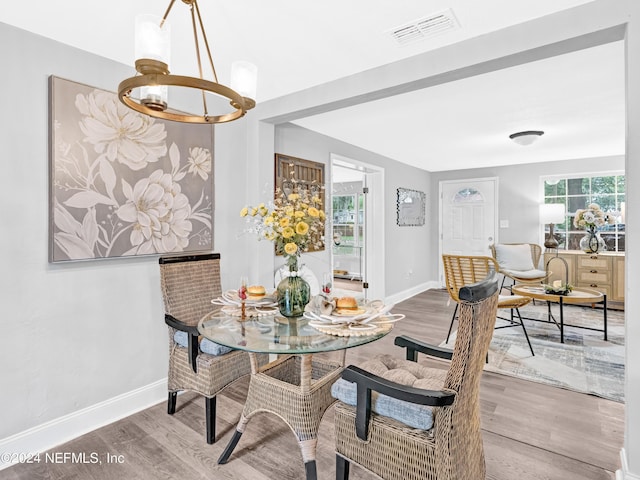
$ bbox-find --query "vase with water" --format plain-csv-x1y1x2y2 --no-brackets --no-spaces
276,255,311,317
579,226,606,253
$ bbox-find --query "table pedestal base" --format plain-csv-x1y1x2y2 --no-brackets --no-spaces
218,354,343,480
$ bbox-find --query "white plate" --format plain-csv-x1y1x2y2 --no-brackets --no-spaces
371,313,405,324
308,320,345,329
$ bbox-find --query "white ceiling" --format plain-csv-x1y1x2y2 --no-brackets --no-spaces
0,0,625,172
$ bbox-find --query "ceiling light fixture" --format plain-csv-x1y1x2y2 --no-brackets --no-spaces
118,0,256,124
509,130,544,146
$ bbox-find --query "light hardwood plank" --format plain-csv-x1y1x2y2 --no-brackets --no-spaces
2,289,623,480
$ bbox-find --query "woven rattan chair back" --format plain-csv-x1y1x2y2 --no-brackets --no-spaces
159,253,254,444
334,274,500,480
159,254,222,327
442,254,497,303
439,279,500,479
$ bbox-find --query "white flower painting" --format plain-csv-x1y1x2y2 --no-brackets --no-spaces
49,76,213,262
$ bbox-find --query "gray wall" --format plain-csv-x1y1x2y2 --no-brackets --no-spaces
275,123,432,299
429,155,625,279
0,22,252,439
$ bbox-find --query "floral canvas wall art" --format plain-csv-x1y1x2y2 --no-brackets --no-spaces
49,76,214,262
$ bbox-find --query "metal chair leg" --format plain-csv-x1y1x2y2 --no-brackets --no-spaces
515,308,535,356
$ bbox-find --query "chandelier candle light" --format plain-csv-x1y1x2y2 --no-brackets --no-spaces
118,0,257,124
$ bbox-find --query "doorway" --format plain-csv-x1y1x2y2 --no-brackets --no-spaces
330,154,384,301
439,177,499,284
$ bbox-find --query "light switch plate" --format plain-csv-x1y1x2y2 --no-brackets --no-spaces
500,220,509,228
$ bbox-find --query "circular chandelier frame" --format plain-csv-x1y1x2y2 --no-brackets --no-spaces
118,74,255,124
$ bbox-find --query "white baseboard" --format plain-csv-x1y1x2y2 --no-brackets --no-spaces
385,281,440,306
0,378,167,471
617,448,640,480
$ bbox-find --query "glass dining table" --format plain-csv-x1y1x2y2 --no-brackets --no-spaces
198,309,392,480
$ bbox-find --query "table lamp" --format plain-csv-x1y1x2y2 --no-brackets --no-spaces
540,203,565,249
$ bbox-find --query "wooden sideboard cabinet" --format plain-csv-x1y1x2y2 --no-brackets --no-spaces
543,250,625,308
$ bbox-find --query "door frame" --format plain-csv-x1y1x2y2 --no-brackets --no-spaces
438,176,499,285
331,153,385,301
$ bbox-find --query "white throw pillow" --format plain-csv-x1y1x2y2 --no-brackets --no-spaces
494,244,534,271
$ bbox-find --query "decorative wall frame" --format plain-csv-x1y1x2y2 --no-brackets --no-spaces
397,187,426,226
274,153,325,252
48,76,214,262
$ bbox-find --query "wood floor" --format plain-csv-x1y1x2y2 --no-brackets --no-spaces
2,289,624,480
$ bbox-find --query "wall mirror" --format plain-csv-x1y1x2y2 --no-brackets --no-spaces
396,187,426,226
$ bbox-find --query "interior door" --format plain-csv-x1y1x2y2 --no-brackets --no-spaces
439,177,498,283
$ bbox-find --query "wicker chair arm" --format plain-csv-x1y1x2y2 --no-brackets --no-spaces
394,335,453,362
342,365,456,440
165,313,199,373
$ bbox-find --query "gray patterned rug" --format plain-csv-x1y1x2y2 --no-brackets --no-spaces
442,303,625,402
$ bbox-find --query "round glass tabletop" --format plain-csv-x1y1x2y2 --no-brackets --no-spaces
198,310,390,355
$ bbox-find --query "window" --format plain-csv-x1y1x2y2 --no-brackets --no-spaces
332,193,364,279
543,173,625,251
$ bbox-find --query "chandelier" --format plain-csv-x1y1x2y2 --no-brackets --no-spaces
118,0,257,124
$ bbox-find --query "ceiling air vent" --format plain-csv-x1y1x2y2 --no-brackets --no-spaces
388,9,460,46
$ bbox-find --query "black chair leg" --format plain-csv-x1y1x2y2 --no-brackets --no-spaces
445,304,459,343
218,429,243,464
515,308,535,356
336,454,350,480
167,391,177,415
305,460,318,480
206,396,216,444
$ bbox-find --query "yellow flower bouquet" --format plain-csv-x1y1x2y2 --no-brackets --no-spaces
240,187,326,267
241,184,326,316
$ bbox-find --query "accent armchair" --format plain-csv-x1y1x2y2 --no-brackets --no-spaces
490,243,549,292
442,254,534,356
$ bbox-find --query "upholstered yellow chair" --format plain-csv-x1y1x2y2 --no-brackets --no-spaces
442,254,534,356
332,272,500,480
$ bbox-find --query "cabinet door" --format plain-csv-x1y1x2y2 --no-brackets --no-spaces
612,256,625,302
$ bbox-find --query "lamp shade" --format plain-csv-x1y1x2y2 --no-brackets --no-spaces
135,14,170,64
540,203,565,224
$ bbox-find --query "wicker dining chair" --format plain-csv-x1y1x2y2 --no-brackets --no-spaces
332,271,500,480
159,253,256,444
442,254,534,356
490,243,549,292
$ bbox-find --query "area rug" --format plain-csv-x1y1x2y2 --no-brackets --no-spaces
441,303,625,402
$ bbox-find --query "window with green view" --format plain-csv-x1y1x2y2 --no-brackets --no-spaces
542,173,625,251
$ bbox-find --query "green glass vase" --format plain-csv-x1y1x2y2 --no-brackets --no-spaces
276,255,311,317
